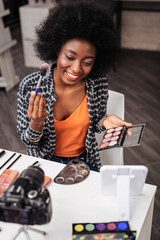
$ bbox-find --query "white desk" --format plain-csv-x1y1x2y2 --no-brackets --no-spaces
0,149,157,240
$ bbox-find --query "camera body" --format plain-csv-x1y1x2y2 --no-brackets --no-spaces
0,166,52,225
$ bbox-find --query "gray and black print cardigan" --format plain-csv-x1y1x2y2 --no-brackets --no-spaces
17,64,108,171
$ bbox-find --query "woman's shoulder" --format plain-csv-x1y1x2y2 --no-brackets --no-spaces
19,71,40,88
17,65,54,99
89,73,108,81
87,73,108,89
17,71,40,99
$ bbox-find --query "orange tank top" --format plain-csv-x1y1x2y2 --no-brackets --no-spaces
53,94,89,157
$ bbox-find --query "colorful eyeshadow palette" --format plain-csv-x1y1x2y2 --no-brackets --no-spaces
98,123,145,151
0,169,19,196
72,232,136,240
73,221,130,235
54,159,90,185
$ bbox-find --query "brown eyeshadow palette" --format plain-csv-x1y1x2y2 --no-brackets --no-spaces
98,123,145,151
54,159,90,185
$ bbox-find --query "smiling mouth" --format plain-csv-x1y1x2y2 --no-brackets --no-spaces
65,71,80,80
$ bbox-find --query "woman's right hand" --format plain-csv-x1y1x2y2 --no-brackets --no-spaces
27,91,47,132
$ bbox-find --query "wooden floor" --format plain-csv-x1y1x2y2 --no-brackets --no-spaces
0,27,160,239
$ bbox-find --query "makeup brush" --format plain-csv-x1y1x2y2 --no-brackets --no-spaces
35,63,49,95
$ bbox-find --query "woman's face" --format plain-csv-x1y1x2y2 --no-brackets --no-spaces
55,39,96,85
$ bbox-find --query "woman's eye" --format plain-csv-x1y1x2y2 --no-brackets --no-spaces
65,55,74,60
83,62,93,66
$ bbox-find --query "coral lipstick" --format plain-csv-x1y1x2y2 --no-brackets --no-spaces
65,71,80,80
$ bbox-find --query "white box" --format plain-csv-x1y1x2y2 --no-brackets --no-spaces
19,3,55,68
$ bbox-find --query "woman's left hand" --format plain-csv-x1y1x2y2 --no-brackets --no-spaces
101,114,132,130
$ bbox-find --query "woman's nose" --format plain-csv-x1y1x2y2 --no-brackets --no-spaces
71,61,82,73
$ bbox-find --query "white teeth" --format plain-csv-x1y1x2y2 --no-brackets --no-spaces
67,72,78,79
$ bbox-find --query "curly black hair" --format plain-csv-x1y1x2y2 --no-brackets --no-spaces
34,1,117,74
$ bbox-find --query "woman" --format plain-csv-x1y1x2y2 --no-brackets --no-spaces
17,1,131,171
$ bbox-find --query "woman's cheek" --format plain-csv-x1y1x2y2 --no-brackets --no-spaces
57,56,68,68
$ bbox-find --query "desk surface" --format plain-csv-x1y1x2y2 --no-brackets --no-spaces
0,149,157,240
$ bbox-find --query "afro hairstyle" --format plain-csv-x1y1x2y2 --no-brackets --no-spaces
34,1,117,74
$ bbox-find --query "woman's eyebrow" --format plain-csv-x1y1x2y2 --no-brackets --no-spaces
84,56,96,60
65,49,77,55
65,49,95,59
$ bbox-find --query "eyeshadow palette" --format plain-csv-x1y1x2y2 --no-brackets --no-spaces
72,221,136,240
98,123,145,151
54,159,90,185
73,221,130,235
72,232,136,240
0,169,19,196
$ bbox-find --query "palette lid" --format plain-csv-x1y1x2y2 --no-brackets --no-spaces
122,123,145,147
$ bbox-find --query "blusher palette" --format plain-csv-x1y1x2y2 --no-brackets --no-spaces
98,124,145,151
54,159,90,185
0,169,19,196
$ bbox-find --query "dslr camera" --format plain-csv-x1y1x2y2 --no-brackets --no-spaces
0,165,52,225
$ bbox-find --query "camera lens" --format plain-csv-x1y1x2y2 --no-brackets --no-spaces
20,166,44,187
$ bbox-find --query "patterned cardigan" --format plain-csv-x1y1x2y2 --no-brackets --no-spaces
17,64,108,171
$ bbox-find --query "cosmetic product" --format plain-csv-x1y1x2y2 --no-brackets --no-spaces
32,161,40,166
0,150,5,158
43,176,52,187
72,231,136,240
7,155,22,169
72,221,136,240
54,159,90,185
0,153,16,170
73,221,130,235
0,169,19,196
35,63,49,95
98,123,145,151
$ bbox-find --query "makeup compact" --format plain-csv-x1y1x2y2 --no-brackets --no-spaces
72,221,136,240
72,232,136,240
98,123,145,151
73,221,130,234
54,159,90,185
0,169,19,196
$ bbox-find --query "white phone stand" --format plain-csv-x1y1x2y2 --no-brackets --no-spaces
100,165,148,221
